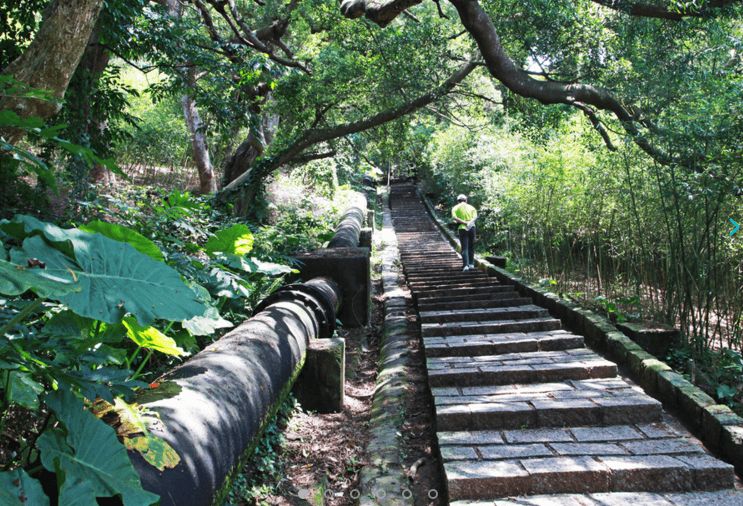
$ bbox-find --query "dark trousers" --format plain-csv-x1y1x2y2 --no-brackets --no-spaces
459,226,476,267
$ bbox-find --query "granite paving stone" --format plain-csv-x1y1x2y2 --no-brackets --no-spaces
503,428,574,444
636,423,680,439
674,455,735,490
479,444,554,460
570,426,645,442
621,439,704,455
439,430,504,446
441,446,480,461
550,443,629,456
446,460,530,500
519,456,611,495
663,490,743,505
589,492,672,505
599,455,692,492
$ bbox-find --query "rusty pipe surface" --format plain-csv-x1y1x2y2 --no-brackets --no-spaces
128,277,344,506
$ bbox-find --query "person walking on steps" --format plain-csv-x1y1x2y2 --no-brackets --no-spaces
452,194,477,272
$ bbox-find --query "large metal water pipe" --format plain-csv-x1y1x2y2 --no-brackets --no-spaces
127,277,341,506
327,191,368,248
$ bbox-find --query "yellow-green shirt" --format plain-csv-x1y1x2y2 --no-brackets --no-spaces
452,202,477,230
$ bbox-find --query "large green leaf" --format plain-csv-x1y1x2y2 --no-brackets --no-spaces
43,311,126,345
39,389,160,506
2,371,44,409
0,468,50,506
79,221,164,262
181,306,233,336
1,215,83,258
224,255,294,276
9,234,205,325
91,397,181,472
122,317,186,356
204,224,254,257
0,257,81,298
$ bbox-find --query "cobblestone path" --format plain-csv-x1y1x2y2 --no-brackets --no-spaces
389,183,743,505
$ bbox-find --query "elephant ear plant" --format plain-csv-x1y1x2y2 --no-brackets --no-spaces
0,214,209,506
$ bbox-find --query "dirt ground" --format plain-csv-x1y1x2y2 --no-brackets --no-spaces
233,273,446,506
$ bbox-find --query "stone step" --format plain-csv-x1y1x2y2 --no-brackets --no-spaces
422,317,561,337
410,280,505,292
420,305,550,324
418,296,533,312
450,490,743,506
445,453,734,500
417,290,524,305
397,254,460,261
403,264,469,273
433,378,662,431
441,423,735,500
417,285,518,299
427,349,617,388
406,271,488,282
423,330,584,357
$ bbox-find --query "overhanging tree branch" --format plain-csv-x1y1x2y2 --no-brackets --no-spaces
219,59,477,202
448,0,678,166
588,0,742,20
271,59,478,169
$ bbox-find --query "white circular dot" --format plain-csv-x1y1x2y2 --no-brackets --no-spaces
428,489,439,499
297,489,309,500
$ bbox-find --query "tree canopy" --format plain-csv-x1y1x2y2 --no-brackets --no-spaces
0,0,741,211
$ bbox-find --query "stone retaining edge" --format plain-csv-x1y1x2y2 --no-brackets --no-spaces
417,188,743,474
358,188,415,506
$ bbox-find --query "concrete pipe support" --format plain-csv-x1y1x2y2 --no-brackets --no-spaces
128,277,342,506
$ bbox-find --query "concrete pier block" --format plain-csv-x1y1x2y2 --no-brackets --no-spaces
616,322,681,358
293,247,371,327
292,338,345,413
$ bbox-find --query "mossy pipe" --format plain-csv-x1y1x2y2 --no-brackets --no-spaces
127,299,322,506
328,191,368,248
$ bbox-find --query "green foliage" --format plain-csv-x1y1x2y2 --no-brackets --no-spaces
113,68,192,169
122,317,186,357
205,224,255,257
1,215,206,325
0,467,49,506
79,220,164,261
0,76,124,192
0,0,47,69
39,389,160,506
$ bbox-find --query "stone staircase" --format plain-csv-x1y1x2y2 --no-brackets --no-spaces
388,183,741,505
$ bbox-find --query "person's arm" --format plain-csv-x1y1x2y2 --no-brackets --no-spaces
466,208,477,229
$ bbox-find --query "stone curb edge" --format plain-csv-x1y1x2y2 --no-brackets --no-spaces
417,188,743,474
357,188,415,506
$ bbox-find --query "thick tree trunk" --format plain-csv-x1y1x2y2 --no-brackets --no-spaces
160,0,216,194
0,0,105,145
79,20,115,185
182,91,216,194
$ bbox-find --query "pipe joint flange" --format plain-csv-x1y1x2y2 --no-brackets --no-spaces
253,285,336,339
283,283,337,337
